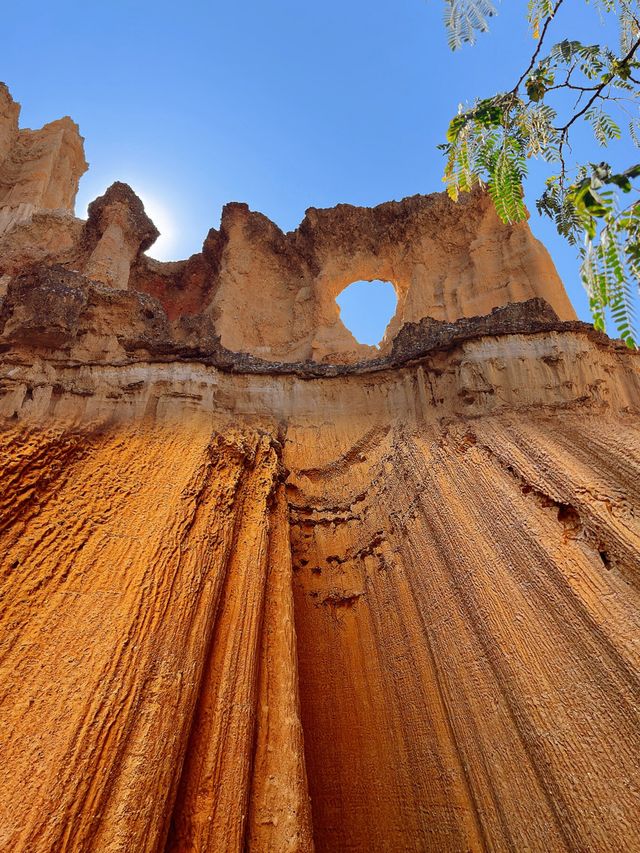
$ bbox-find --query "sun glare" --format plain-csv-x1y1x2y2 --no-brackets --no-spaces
135,192,177,261
80,187,179,262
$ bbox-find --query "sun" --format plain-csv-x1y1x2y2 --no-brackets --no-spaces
135,191,178,261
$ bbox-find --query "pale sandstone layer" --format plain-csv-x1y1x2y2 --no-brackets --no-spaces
0,84,639,853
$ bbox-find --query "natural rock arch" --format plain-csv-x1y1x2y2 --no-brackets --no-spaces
335,278,398,347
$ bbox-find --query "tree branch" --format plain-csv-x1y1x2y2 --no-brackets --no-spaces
558,34,640,142
512,0,565,94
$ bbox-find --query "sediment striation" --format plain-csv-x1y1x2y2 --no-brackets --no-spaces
0,84,639,853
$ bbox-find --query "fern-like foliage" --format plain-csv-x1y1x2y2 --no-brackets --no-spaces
438,0,640,346
618,0,639,52
483,138,528,223
517,102,558,154
586,108,622,145
441,119,485,199
549,39,608,77
443,0,497,50
537,176,584,243
441,95,561,225
581,229,637,345
528,0,556,38
572,164,640,346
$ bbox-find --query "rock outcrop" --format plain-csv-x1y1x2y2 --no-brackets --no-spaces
0,84,639,853
0,83,87,241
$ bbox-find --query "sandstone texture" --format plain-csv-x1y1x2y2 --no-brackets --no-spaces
0,84,639,853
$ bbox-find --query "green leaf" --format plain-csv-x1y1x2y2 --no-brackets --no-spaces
517,102,559,155
586,109,622,146
527,0,555,39
609,174,632,192
484,139,528,224
619,0,640,54
443,0,497,50
525,66,555,102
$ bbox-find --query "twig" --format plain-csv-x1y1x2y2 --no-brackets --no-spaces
512,0,566,94
559,34,640,139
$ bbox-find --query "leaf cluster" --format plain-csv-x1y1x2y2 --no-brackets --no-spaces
439,94,552,223
443,0,498,50
572,163,640,345
438,0,640,346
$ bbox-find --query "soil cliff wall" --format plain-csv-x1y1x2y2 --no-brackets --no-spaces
0,85,638,853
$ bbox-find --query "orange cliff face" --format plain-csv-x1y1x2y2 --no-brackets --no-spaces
0,83,639,853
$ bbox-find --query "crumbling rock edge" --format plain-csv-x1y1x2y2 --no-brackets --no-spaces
0,264,633,378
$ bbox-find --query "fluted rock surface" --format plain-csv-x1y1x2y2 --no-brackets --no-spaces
0,84,639,852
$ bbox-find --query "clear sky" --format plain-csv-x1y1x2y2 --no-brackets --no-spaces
3,0,638,344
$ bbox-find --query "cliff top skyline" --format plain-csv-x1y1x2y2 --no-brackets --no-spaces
3,0,633,336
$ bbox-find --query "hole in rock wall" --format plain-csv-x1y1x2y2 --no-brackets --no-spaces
336,280,398,347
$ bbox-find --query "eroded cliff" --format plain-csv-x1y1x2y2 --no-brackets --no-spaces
0,84,639,853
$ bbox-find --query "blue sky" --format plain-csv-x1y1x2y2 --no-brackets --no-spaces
3,0,638,344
